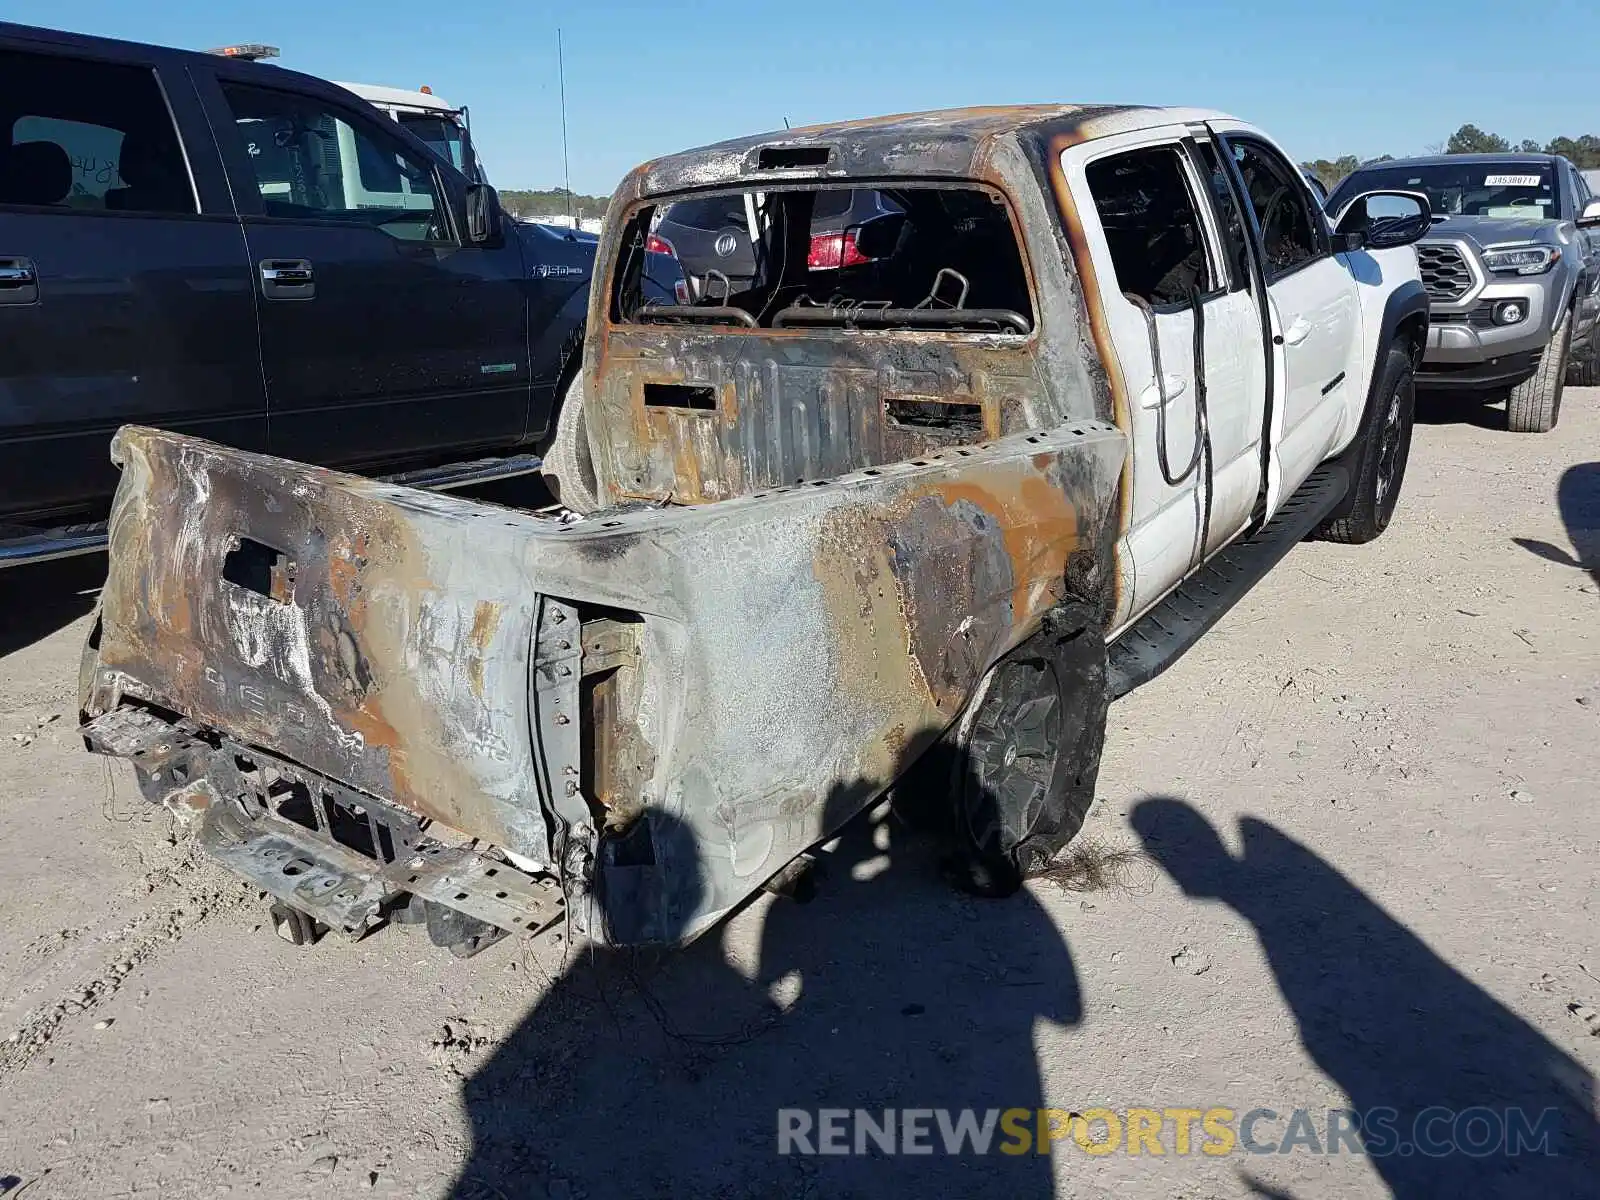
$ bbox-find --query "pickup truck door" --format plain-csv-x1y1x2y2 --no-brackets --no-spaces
1062,126,1268,623
0,37,263,522
197,67,531,471
1211,126,1359,515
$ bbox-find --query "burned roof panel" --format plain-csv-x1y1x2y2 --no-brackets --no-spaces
629,104,1147,197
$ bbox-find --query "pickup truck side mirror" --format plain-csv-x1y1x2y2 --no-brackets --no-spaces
465,183,502,245
1578,199,1600,229
1332,189,1432,251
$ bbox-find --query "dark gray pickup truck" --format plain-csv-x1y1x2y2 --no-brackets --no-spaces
0,21,650,567
1330,153,1600,432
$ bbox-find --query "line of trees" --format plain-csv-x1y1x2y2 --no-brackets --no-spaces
1303,124,1600,191
497,187,610,221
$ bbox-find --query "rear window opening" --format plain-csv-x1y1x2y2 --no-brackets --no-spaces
614,184,1034,335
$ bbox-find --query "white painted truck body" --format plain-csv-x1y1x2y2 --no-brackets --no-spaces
1054,112,1427,628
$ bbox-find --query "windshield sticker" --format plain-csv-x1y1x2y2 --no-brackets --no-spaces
1484,174,1543,187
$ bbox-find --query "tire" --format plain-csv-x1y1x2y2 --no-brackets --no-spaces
939,606,1109,896
1507,306,1571,433
539,370,603,512
1567,321,1599,388
1315,343,1416,544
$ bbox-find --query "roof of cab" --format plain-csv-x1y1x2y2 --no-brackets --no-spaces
1360,152,1561,170
627,104,1239,198
0,19,354,102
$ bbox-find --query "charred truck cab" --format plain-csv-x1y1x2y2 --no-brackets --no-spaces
82,107,1425,955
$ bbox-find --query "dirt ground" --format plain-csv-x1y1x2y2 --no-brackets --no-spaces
0,391,1596,1200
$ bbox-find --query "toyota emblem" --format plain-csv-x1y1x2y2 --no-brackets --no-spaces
714,232,739,257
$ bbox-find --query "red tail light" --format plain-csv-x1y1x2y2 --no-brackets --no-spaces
808,230,870,270
646,232,676,257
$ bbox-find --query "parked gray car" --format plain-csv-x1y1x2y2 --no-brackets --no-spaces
1330,154,1600,431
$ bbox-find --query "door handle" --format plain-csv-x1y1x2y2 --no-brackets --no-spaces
1282,317,1313,346
260,259,315,300
1139,374,1188,409
0,257,39,306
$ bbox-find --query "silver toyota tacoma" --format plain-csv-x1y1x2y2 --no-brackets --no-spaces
1330,153,1600,431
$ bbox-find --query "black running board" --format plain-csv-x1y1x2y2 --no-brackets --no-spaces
1107,464,1349,699
0,523,109,569
0,454,547,570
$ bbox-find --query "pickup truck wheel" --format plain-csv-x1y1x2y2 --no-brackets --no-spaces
944,609,1109,897
1315,343,1415,545
1507,306,1571,433
539,372,602,512
1567,321,1599,388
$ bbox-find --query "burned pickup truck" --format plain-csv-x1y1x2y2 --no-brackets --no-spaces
81,106,1432,956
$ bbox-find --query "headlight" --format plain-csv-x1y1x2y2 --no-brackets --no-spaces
1482,245,1560,275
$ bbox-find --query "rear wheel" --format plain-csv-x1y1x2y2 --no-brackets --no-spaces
1315,343,1416,544
1507,306,1571,433
942,608,1109,896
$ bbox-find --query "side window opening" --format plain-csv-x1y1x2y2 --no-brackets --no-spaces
1085,145,1216,308
219,84,447,243
0,48,194,214
1226,139,1321,276
397,113,469,177
1195,141,1253,290
1566,164,1589,211
616,184,1032,334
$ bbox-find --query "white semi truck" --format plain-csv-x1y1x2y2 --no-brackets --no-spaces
335,79,486,184
207,43,485,183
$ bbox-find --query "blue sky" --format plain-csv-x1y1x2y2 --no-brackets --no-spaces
9,0,1598,194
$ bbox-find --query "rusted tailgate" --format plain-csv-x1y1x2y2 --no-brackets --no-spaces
92,417,1131,940
94,426,557,862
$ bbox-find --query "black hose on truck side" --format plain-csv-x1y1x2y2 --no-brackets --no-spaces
1187,284,1215,563
1127,292,1202,488
1126,290,1214,566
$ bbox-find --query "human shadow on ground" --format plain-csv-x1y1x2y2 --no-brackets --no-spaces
1131,797,1600,1199
1512,461,1600,590
0,553,103,660
451,754,1083,1200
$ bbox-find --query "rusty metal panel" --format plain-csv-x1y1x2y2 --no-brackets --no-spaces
91,417,1126,939
587,123,1123,520
591,335,1053,505
95,428,558,863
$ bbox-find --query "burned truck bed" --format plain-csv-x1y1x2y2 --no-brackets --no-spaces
80,107,1156,955
82,416,1123,951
